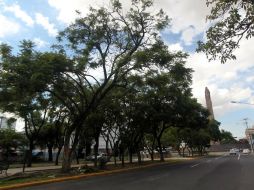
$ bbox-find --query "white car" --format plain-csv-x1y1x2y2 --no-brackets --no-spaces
229,148,239,155
242,149,250,154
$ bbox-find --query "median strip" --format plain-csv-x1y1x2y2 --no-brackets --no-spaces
0,159,188,190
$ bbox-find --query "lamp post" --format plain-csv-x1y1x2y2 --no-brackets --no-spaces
231,101,254,153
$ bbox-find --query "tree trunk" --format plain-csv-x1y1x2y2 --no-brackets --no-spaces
157,138,164,161
75,150,79,164
55,146,62,166
61,134,72,172
47,144,53,162
120,145,125,167
150,151,154,161
128,148,133,164
182,147,185,157
105,135,110,155
94,136,99,168
114,155,117,166
113,145,117,166
23,150,29,172
137,150,141,165
27,140,33,167
121,153,125,167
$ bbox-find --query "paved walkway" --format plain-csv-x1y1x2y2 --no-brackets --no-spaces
1,162,101,178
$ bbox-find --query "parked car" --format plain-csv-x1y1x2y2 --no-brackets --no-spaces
242,149,250,154
32,151,44,161
229,148,239,155
86,153,110,161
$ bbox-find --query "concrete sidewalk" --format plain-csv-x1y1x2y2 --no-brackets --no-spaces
1,162,97,178
1,158,150,178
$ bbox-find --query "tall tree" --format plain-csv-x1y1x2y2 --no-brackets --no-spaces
0,0,169,172
53,0,168,172
0,41,50,167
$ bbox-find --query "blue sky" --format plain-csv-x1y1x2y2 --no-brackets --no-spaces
0,0,254,138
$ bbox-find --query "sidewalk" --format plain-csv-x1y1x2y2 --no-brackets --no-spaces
1,157,189,178
1,163,89,178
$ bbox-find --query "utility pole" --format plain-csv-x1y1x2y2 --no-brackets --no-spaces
243,118,254,153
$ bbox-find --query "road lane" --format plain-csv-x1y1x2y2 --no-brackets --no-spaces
19,154,254,190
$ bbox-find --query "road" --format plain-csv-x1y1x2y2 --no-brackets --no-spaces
20,153,254,190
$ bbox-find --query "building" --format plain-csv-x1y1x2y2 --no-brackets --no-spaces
245,127,254,151
0,116,16,129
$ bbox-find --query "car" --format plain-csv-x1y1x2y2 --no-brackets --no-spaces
32,151,44,161
242,149,250,154
86,153,109,161
229,148,239,155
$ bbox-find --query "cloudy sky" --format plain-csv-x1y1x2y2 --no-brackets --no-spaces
0,0,254,138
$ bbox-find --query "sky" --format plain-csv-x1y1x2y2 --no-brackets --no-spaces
0,0,254,138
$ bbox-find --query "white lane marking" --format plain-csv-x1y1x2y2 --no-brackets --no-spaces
238,154,241,160
190,163,201,168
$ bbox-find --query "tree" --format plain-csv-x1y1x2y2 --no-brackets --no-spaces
85,110,105,167
220,129,236,144
197,0,254,63
0,0,169,172
128,41,193,161
0,41,50,167
208,119,221,142
0,129,27,161
51,0,168,172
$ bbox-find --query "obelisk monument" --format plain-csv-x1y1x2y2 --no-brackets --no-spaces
205,87,214,120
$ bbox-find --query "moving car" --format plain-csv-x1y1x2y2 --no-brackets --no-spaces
242,149,250,154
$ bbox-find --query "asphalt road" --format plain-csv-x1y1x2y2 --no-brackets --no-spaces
20,153,254,190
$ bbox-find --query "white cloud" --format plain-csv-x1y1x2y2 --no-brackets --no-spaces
47,0,210,45
47,0,102,24
180,27,199,45
33,38,48,48
4,4,34,26
0,14,20,38
35,13,58,37
187,37,254,117
154,0,211,45
247,76,254,82
168,43,183,52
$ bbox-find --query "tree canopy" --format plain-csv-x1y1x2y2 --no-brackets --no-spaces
0,0,227,172
197,0,254,63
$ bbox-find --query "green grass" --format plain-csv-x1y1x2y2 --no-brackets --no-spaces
0,174,51,187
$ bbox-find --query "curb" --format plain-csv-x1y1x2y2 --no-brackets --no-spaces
0,160,187,190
